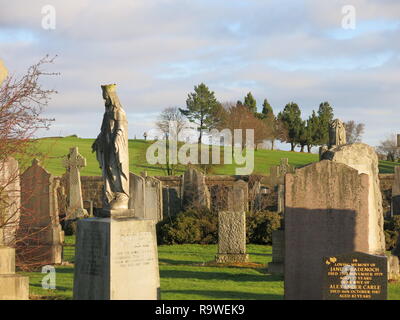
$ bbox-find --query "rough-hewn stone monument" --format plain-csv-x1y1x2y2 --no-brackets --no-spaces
392,166,400,215
321,143,386,255
215,211,249,264
73,84,160,300
62,147,88,220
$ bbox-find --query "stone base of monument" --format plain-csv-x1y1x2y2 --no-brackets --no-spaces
73,217,160,300
97,208,135,219
0,247,29,300
215,253,249,264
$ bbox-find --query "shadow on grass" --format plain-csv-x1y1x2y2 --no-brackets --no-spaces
160,269,283,282
162,289,282,300
30,283,71,292
248,252,272,257
159,258,200,265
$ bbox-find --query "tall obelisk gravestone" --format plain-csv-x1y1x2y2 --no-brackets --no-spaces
73,84,160,300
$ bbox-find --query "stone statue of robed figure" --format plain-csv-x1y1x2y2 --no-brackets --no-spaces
92,84,130,214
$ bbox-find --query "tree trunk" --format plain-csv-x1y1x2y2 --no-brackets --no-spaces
300,145,305,153
291,143,295,152
271,139,275,150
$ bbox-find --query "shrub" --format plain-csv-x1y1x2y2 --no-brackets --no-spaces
385,230,398,251
157,207,218,245
246,211,282,245
157,207,282,245
63,220,77,236
384,216,400,251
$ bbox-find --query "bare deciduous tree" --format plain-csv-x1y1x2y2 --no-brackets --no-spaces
345,120,365,144
156,107,187,139
0,56,57,268
376,134,400,162
155,107,188,175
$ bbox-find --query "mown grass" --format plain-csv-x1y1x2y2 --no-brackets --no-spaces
25,136,399,176
20,236,400,300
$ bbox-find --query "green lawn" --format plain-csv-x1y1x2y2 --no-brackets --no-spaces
20,236,400,300
24,136,399,176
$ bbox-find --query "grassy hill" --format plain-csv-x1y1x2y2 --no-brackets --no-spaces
27,136,398,176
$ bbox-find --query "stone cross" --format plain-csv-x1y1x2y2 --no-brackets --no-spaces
62,147,87,219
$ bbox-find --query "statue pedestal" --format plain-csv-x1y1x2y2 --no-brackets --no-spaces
0,247,29,300
97,208,135,218
73,217,160,300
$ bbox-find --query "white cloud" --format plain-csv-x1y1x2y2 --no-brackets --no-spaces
0,0,399,146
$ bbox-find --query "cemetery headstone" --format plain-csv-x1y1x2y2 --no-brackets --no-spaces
215,211,249,264
321,143,386,255
285,160,371,300
129,173,145,217
268,230,284,274
322,252,387,300
129,173,163,222
392,166,400,215
144,176,163,221
18,159,63,266
73,84,160,300
182,168,210,210
227,180,248,212
0,157,21,246
62,147,88,220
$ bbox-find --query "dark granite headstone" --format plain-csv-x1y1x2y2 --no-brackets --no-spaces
322,252,387,300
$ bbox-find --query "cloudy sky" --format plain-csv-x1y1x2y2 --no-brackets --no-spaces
0,0,399,148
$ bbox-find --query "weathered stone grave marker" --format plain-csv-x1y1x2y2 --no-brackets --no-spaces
215,211,249,264
18,159,63,266
129,173,163,221
181,168,210,209
285,160,371,300
392,166,400,215
322,252,387,300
